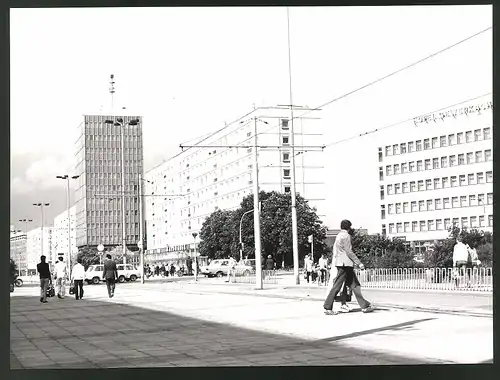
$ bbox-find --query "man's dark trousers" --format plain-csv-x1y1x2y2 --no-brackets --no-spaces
324,266,355,310
106,278,116,297
74,280,84,300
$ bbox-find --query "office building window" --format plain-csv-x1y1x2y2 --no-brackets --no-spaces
452,218,459,227
378,148,383,162
475,151,483,162
419,200,425,211
449,155,456,167
428,220,435,231
483,127,491,140
442,177,449,188
465,131,473,143
403,202,410,213
401,163,407,173
479,215,485,227
487,192,493,205
426,179,432,190
460,196,467,207
379,167,384,181
444,218,451,230
381,205,386,220
417,160,423,171
477,172,485,184
452,197,459,208
282,136,289,145
466,152,473,164
409,161,415,172
407,141,414,152
426,199,433,211
283,152,290,163
388,204,394,214
393,144,399,155
486,171,493,183
450,176,457,187
416,140,422,151
389,223,395,234
411,201,417,212
440,156,448,168
404,222,410,232
386,165,393,176
459,175,466,186
394,183,401,194
458,154,465,165
434,178,441,189
283,169,291,179
382,224,387,236
402,182,409,193
410,181,416,192
478,193,485,205
457,132,464,144
440,135,447,147
396,223,403,233
436,219,443,230
435,198,442,210
412,221,418,232
418,180,424,191
385,146,391,156
284,186,291,193
468,173,475,185
400,143,407,154
423,139,430,150
380,185,385,200
387,184,393,195
474,129,481,141
448,134,455,145
420,221,427,232
470,216,478,228
394,164,400,175
469,194,477,207
432,137,438,148
425,159,431,170
461,217,469,229
485,149,492,162
281,119,289,130
395,203,401,214
432,158,439,169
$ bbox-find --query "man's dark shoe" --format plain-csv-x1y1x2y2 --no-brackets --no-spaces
40,298,43,303
57,294,62,299
42,300,48,303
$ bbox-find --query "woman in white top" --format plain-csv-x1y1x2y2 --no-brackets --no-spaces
71,258,86,300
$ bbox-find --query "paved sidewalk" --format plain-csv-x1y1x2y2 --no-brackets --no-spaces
10,283,493,368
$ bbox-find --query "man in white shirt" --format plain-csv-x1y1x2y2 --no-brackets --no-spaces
71,257,86,300
226,257,237,283
304,254,314,283
54,256,68,299
318,254,328,285
453,236,470,288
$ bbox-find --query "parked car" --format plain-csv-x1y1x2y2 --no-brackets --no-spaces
201,259,230,278
85,264,141,284
236,259,255,277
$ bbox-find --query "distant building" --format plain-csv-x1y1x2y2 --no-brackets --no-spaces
145,106,325,264
378,98,493,256
26,227,55,275
74,114,144,251
10,231,27,276
53,206,77,264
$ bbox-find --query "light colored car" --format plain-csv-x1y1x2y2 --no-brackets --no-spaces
201,259,255,278
85,264,141,284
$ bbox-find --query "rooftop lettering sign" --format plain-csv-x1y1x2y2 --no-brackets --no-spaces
413,101,492,126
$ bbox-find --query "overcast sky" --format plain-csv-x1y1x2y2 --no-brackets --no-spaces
10,5,492,233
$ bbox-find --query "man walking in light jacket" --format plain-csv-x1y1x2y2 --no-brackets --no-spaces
54,256,68,299
71,258,86,300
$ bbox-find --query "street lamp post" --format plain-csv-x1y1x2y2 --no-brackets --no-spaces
33,203,50,260
138,173,145,284
56,175,79,278
192,232,198,282
104,117,140,264
18,219,32,276
252,117,263,290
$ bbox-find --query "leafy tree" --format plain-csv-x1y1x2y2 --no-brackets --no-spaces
77,246,101,270
10,259,18,283
198,210,237,260
476,243,493,267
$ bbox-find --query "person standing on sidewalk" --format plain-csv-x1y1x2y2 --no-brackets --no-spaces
453,236,469,287
323,220,374,315
318,254,328,285
36,255,52,303
71,258,85,300
102,254,118,298
226,256,237,283
54,256,68,299
304,254,314,283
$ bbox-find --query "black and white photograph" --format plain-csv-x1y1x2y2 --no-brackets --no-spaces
9,4,493,369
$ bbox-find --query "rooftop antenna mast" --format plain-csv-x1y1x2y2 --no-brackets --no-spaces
109,74,116,110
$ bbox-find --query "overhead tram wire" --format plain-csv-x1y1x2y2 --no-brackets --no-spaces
251,26,493,141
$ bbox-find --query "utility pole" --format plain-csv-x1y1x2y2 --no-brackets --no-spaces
139,172,145,283
287,7,300,285
253,117,263,289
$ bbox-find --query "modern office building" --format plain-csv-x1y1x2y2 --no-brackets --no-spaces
144,106,325,263
10,231,27,275
74,114,144,251
378,98,493,255
26,227,55,274
53,206,77,261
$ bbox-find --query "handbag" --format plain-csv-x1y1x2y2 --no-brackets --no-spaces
46,284,55,298
69,285,75,295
